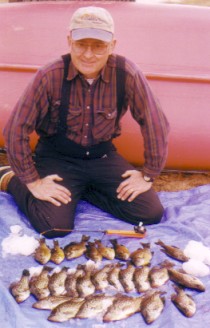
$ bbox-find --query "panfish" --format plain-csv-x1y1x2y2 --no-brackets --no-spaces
110,239,130,261
9,269,30,303
91,263,114,292
155,240,189,262
141,291,165,324
119,262,136,293
48,267,68,296
34,238,51,265
48,298,85,322
107,262,124,291
76,293,116,319
64,235,90,260
149,260,174,288
30,266,52,300
103,294,142,322
168,268,205,292
76,265,95,297
133,266,151,293
50,240,65,265
171,285,196,317
32,295,73,310
65,265,85,297
94,239,115,260
130,242,153,266
85,241,102,262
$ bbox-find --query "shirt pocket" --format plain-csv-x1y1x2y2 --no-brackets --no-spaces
93,107,117,140
49,100,61,123
66,105,82,132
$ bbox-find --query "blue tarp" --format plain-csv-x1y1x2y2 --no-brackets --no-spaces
0,185,210,328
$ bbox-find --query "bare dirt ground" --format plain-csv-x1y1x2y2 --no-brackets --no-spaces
1,151,210,192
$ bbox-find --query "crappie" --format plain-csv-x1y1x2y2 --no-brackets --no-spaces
9,269,30,303
141,291,165,324
119,262,136,293
155,239,189,262
65,265,85,297
133,266,150,293
48,298,85,322
110,239,130,261
149,260,174,288
48,267,68,296
107,262,124,291
50,240,65,265
32,295,73,310
168,268,205,291
94,239,115,260
103,294,142,322
64,235,90,260
92,263,114,292
30,266,52,300
76,294,116,319
85,241,102,262
171,285,196,317
76,265,95,297
130,242,153,266
34,238,51,265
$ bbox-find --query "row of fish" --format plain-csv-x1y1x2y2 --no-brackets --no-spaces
37,291,165,324
34,236,155,265
35,236,189,266
10,238,206,324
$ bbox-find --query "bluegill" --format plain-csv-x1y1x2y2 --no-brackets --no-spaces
94,239,115,260
34,238,51,265
133,266,151,293
103,294,142,322
141,291,165,324
149,260,174,288
32,295,73,310
168,268,205,291
119,262,136,293
48,298,85,322
30,266,52,300
110,239,130,261
155,239,189,262
85,241,102,263
48,267,68,296
50,240,65,265
130,242,153,266
76,293,116,319
171,285,196,317
9,269,30,303
64,235,90,260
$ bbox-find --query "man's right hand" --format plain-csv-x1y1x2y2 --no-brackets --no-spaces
26,174,71,206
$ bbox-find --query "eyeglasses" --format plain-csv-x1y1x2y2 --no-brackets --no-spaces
71,41,110,55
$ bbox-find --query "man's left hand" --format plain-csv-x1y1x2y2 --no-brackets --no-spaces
116,170,152,202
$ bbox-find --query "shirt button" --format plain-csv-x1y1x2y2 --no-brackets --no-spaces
85,123,89,127
84,135,87,138
87,106,90,110
86,151,90,156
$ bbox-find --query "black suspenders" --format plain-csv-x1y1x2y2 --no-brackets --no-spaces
57,53,126,135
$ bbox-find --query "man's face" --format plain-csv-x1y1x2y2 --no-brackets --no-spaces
68,36,116,79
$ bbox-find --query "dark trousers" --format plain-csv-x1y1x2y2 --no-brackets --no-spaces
8,150,164,238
